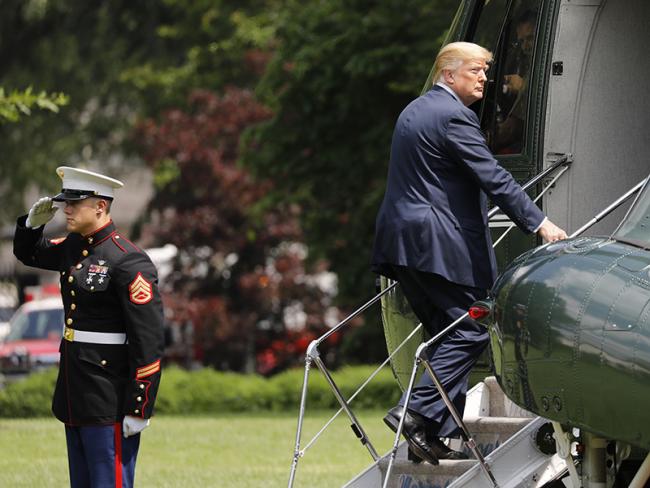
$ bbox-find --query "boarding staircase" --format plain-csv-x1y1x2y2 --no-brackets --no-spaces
286,159,650,488
344,377,570,488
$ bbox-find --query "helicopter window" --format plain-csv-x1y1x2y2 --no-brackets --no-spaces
469,0,542,155
470,0,509,55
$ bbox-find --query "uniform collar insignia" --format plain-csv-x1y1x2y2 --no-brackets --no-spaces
82,220,116,246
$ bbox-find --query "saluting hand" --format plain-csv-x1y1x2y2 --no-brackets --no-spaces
537,219,568,243
26,197,58,229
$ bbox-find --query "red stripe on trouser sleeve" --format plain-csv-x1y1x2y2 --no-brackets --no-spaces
114,423,123,488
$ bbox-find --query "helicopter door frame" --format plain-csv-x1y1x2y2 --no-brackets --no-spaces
440,0,564,271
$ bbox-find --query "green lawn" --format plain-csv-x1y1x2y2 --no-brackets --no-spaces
0,411,395,487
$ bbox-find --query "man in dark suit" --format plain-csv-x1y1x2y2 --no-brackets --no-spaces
371,42,566,465
14,166,165,487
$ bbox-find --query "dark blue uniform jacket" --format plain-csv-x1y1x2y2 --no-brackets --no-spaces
14,218,165,425
372,85,545,289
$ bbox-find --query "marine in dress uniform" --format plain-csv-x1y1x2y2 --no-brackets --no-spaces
371,42,567,465
13,167,165,488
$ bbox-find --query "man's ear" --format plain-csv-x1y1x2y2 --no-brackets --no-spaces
96,199,108,215
443,69,454,84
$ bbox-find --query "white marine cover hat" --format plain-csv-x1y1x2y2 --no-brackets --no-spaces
52,166,124,201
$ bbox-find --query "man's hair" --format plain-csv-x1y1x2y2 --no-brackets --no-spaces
432,42,493,83
88,196,112,213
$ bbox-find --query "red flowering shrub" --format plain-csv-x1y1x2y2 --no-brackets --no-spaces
135,88,339,374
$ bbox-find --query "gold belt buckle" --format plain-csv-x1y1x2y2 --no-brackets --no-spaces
63,326,74,342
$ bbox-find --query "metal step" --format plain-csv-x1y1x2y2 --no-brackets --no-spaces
370,417,566,488
481,376,535,419
344,378,566,488
379,459,479,488
447,416,567,488
345,417,536,485
448,416,534,458
374,417,535,488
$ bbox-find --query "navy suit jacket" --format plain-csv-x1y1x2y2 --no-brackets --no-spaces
371,85,544,289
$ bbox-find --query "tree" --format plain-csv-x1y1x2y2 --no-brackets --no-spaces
242,0,458,360
244,0,458,305
0,87,68,123
135,89,340,373
0,0,282,223
0,0,182,222
2,0,460,367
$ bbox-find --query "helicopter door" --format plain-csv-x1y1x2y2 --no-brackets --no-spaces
452,0,548,270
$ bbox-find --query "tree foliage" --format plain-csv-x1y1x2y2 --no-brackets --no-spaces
3,0,460,369
0,0,279,218
135,89,340,373
0,0,180,221
235,0,458,362
119,0,280,105
243,0,458,307
0,87,68,123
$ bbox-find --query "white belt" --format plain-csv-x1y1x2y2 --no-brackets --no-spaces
64,327,127,345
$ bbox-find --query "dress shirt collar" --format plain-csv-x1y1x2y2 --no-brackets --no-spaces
435,82,462,104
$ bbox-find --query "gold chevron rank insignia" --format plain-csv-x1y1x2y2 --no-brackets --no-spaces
136,359,161,379
129,273,153,304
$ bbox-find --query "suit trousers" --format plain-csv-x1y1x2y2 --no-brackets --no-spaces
389,265,490,438
65,423,140,488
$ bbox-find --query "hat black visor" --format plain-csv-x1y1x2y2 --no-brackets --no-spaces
52,189,113,202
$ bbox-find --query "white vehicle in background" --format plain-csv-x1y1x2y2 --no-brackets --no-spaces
0,293,18,341
0,307,13,342
0,297,63,374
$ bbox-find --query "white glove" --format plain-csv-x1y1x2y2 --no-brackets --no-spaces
26,197,58,228
122,415,150,438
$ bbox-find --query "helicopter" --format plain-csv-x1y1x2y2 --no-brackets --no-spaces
288,1,650,486
470,174,650,487
380,0,650,486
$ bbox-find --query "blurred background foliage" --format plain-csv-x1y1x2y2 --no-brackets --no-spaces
0,365,401,416
0,87,68,123
0,0,457,373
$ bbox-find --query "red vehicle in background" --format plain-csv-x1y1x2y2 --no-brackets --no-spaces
0,297,63,374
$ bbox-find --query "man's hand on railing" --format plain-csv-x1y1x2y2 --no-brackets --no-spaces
537,219,568,243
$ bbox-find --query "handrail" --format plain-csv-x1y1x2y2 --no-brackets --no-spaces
309,280,397,350
299,323,423,455
576,177,647,237
486,153,572,219
382,176,648,488
288,155,572,488
491,164,570,247
316,153,572,350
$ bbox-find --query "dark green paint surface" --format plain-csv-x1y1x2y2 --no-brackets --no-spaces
486,237,650,449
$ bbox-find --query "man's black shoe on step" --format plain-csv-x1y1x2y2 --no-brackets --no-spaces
426,436,469,460
383,406,469,462
383,406,439,465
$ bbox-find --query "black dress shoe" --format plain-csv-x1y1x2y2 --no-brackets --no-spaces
383,406,469,461
383,407,423,463
383,406,439,465
428,436,469,460
382,406,402,433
